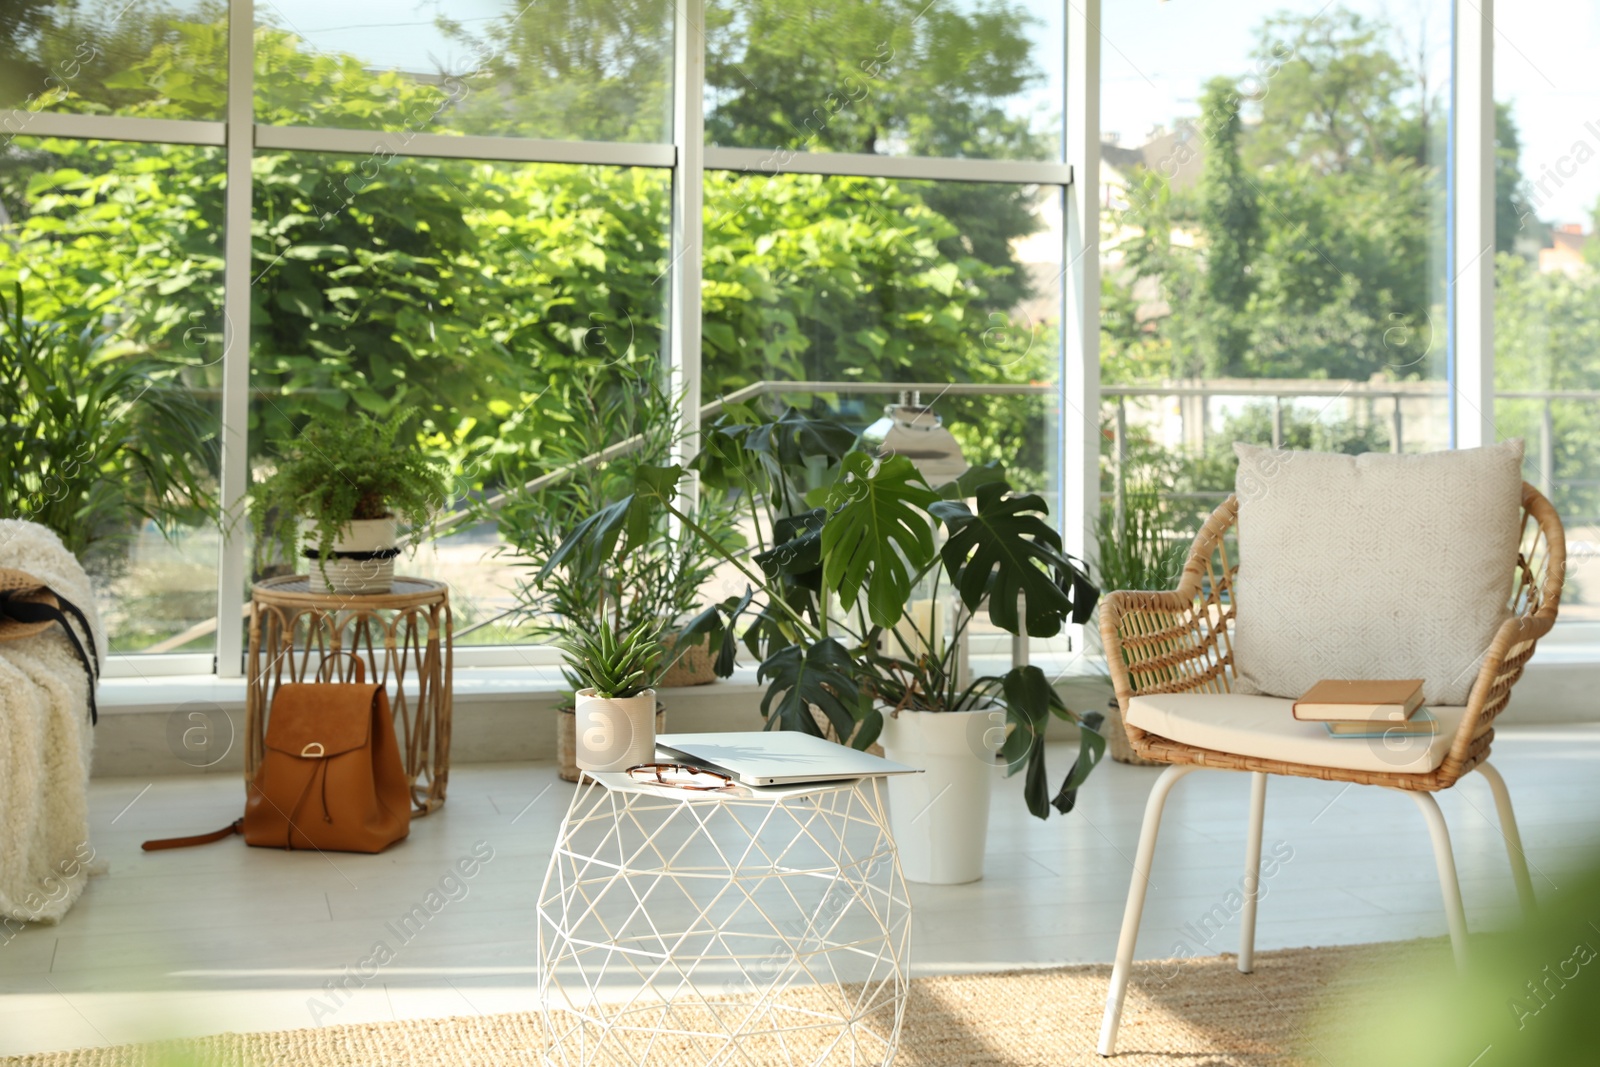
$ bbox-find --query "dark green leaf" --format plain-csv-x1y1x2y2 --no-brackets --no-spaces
757,638,861,740
1052,712,1107,816
933,482,1080,638
820,452,940,629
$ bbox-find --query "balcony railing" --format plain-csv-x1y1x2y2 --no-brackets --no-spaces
1103,380,1593,524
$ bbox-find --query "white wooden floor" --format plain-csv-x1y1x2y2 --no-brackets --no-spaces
3,725,1598,1056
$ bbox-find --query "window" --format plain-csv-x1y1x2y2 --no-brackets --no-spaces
0,1,1556,674
1492,0,1600,622
0,136,224,652
1098,1,1452,541
0,0,225,120
705,0,1064,161
248,152,671,644
254,0,674,142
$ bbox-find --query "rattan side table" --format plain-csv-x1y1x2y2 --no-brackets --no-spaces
246,575,452,815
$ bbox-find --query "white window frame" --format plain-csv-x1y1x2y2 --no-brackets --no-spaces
14,0,1501,677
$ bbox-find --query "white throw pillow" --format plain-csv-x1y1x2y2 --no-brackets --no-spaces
1231,439,1524,706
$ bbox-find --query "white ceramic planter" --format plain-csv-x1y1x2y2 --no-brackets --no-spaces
573,688,658,772
878,705,1004,885
306,516,398,594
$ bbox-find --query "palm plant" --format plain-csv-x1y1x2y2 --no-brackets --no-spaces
494,367,732,692
0,283,218,558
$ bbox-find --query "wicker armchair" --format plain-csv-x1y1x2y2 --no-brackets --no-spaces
1097,482,1564,1057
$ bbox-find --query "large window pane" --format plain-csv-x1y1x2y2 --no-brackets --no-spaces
702,171,1064,667
254,1,673,142
1099,2,1451,539
1493,1,1600,620
0,0,225,121
705,0,1063,161
248,151,670,645
0,136,224,652
704,172,1062,490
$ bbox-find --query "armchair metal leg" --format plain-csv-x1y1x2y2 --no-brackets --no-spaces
1237,771,1268,973
1477,761,1536,916
1404,789,1469,968
1097,764,1197,1057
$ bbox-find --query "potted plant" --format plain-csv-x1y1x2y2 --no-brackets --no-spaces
491,369,733,779
560,613,664,771
1092,484,1189,765
250,409,449,594
556,403,1105,884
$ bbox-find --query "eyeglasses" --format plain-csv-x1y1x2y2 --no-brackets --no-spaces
625,762,734,790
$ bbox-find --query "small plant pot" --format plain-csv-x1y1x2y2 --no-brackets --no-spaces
306,516,399,595
877,705,1002,885
558,702,666,783
572,688,658,772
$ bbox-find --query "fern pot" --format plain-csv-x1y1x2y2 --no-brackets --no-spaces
306,516,399,595
878,705,1002,885
573,688,658,772
558,702,665,783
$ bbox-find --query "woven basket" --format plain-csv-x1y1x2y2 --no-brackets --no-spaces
656,634,718,688
1104,696,1162,767
557,703,666,783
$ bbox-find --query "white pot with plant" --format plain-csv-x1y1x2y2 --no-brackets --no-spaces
562,617,663,773
878,702,1002,884
249,409,450,595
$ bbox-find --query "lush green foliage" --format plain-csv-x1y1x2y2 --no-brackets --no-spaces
0,284,217,558
560,616,664,700
249,409,450,567
562,408,1102,820
495,369,730,698
1093,489,1188,596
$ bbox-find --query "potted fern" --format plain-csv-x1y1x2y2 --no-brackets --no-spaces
561,614,664,772
250,410,450,594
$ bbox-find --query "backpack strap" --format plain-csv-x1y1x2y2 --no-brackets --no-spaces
141,820,243,851
0,589,101,724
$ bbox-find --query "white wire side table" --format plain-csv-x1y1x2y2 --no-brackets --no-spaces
536,772,911,1066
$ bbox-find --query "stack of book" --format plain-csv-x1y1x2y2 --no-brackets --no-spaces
1292,679,1436,737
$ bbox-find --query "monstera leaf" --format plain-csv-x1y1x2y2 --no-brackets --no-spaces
757,638,872,746
744,404,858,468
754,508,826,590
675,587,755,679
999,665,1106,820
818,452,940,629
930,481,1095,638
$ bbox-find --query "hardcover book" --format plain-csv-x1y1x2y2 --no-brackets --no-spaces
1292,679,1425,722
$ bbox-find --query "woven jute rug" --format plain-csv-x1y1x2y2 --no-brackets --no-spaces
3,940,1443,1067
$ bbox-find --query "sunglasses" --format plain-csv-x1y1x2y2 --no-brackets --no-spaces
625,762,735,790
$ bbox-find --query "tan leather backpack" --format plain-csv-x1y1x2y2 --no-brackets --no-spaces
145,657,411,854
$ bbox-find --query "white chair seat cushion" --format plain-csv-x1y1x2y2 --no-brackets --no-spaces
1124,693,1468,775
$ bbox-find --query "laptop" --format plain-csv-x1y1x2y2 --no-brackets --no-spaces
655,731,922,787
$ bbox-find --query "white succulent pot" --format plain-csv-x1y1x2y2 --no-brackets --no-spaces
573,688,658,772
306,516,398,595
878,704,1005,885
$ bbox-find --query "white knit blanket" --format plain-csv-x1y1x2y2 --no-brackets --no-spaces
0,520,103,925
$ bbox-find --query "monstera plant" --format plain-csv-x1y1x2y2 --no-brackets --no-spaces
545,402,1104,847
